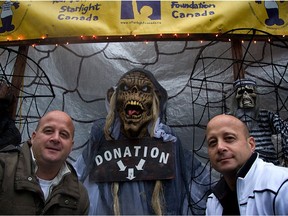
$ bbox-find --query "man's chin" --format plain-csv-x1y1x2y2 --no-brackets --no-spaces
218,165,238,175
44,152,62,162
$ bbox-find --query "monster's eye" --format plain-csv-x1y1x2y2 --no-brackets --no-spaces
124,85,129,91
120,83,129,91
142,85,150,92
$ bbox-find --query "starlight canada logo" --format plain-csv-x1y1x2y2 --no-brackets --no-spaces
121,0,161,20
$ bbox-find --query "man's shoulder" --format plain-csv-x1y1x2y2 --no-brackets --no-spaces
0,145,21,171
66,162,89,196
258,158,288,174
254,159,288,189
0,144,21,153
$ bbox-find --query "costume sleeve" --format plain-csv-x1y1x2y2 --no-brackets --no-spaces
0,118,21,149
268,111,288,160
159,123,215,215
183,149,216,215
73,118,106,181
0,156,3,187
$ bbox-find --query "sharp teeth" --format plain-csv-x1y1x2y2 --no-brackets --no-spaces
128,100,136,105
126,100,144,110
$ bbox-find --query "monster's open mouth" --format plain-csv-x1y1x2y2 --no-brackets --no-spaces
125,100,144,119
244,100,252,105
243,97,254,106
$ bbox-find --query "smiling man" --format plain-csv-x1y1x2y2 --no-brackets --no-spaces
205,114,288,215
0,110,89,215
31,110,75,179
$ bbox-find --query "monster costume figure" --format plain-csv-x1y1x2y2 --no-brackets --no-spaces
74,68,212,215
231,78,288,166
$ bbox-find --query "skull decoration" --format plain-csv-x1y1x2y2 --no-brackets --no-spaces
107,68,167,139
233,79,257,109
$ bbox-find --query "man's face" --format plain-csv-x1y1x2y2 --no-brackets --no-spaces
116,71,155,138
235,85,257,109
206,115,255,176
31,111,74,167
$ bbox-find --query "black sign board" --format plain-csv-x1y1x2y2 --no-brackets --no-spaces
90,137,175,182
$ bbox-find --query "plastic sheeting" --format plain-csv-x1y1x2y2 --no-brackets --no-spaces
1,36,287,167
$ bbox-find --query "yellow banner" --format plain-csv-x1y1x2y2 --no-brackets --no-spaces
0,1,288,43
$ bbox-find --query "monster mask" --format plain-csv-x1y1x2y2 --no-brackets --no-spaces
106,68,167,139
233,79,257,109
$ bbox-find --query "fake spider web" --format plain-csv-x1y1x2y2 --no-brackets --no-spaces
1,28,287,214
166,29,288,209
0,46,55,139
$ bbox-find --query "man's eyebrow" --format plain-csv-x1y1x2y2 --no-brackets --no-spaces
60,129,73,136
223,130,235,135
206,134,215,140
42,125,53,130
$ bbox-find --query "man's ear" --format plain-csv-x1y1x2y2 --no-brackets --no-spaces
248,136,256,152
31,131,37,144
107,87,115,104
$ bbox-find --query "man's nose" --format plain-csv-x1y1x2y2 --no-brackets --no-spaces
51,132,60,142
217,141,227,152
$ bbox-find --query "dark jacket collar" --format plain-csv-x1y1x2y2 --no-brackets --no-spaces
211,152,258,214
237,152,257,178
